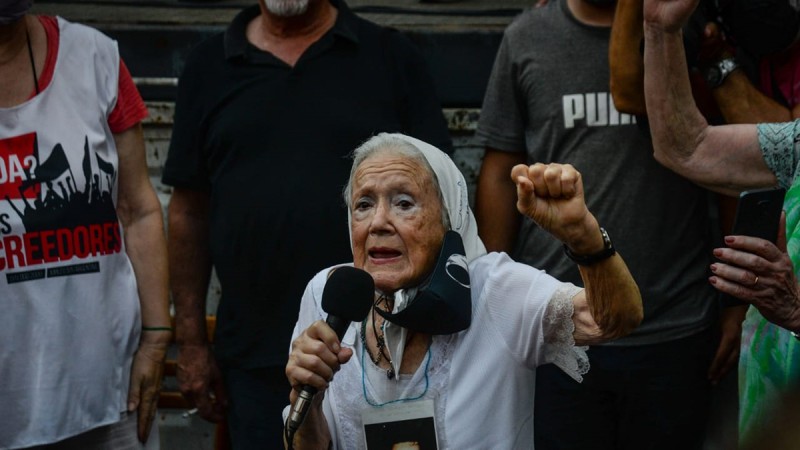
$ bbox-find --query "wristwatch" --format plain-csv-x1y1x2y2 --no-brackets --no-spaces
705,58,740,89
564,227,616,266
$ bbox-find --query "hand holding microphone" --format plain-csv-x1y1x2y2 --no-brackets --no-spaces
285,266,374,441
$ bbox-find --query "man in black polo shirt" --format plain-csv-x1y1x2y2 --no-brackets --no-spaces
162,0,452,447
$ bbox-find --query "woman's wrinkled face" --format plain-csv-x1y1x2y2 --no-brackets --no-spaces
350,152,446,294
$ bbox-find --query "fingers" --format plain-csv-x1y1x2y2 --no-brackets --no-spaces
127,377,141,414
286,321,350,400
707,330,741,384
707,343,739,385
137,379,159,442
511,164,534,192
193,391,224,423
708,269,759,306
712,235,794,296
127,347,165,442
512,164,536,215
288,351,336,391
511,163,580,199
186,375,226,423
175,347,226,423
710,262,759,288
720,235,783,263
337,347,354,365
707,345,725,383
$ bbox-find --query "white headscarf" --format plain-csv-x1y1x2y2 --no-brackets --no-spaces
346,133,487,374
393,133,487,261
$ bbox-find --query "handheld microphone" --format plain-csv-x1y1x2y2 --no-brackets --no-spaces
286,266,374,437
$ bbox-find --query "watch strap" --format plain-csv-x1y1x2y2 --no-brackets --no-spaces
563,227,616,266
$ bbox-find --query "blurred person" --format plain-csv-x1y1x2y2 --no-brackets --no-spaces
610,0,800,442
475,0,725,448
284,133,643,449
162,0,452,448
643,0,800,439
0,1,170,448
690,0,800,440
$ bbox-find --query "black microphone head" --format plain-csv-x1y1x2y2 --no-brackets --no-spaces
321,266,374,322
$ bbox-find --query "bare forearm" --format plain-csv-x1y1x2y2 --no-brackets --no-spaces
124,205,170,329
643,23,708,168
713,72,792,124
643,23,777,194
571,224,643,344
113,125,170,332
609,0,647,115
476,149,525,253
578,255,643,342
168,190,212,345
475,185,520,253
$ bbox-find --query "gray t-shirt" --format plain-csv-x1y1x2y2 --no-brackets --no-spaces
476,0,717,345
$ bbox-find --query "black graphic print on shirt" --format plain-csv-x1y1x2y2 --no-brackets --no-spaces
0,132,121,282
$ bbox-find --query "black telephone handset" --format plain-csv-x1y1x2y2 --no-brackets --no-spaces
719,187,785,307
731,188,785,242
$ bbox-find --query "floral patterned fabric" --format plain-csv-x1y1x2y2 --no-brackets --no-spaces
739,122,800,440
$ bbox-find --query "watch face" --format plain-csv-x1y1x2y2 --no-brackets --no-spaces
720,59,737,74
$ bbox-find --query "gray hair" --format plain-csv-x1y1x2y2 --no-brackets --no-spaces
263,0,310,17
343,133,451,229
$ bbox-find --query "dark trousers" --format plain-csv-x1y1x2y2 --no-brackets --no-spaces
534,328,716,450
221,365,291,450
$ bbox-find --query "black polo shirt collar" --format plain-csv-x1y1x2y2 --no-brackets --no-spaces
223,0,359,63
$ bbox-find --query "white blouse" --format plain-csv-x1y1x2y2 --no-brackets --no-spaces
288,252,587,450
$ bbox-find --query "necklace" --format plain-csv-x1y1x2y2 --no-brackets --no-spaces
25,20,39,95
361,293,397,379
361,313,395,380
360,339,432,408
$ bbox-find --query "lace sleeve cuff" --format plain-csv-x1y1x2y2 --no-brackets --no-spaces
542,284,589,382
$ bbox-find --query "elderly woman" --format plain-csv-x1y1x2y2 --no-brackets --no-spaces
284,133,643,449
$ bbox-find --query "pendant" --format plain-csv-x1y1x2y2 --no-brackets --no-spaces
387,367,395,380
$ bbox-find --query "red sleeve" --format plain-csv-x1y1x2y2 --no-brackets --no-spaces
35,16,59,97
108,59,148,133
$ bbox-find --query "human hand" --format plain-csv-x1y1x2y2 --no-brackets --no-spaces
128,335,168,442
710,214,800,332
643,0,701,33
511,163,599,252
176,343,229,423
707,305,746,384
285,320,353,406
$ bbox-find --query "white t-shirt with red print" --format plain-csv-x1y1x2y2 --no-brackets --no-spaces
0,17,144,448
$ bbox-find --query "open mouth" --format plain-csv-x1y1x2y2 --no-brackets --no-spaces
369,248,402,260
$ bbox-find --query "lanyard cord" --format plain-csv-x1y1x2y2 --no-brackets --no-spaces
26,24,39,95
360,330,432,408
